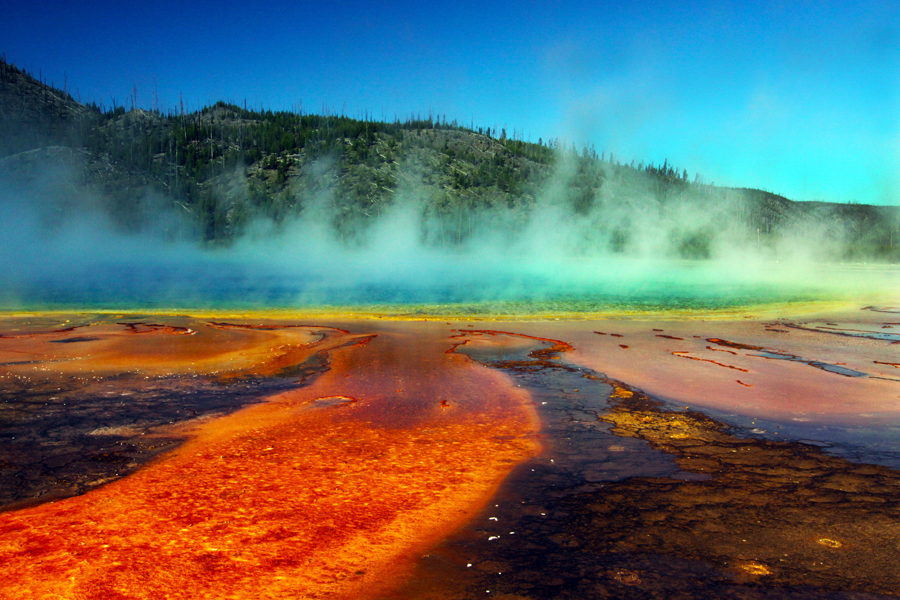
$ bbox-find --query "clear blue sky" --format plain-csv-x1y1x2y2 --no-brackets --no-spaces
3,0,898,205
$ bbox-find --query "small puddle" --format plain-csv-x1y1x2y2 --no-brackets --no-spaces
49,336,102,344
707,338,871,378
749,350,868,378
309,395,358,408
786,321,900,344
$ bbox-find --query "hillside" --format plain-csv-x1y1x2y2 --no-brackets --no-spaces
1,58,898,261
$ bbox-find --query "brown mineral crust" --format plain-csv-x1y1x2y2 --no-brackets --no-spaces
567,384,900,595
705,337,765,351
0,321,541,599
671,350,749,371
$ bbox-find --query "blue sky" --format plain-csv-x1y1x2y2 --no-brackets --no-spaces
3,0,898,205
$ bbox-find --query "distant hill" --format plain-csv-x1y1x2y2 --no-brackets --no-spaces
1,57,898,261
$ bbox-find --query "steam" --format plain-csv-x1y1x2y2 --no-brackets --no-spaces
1,148,897,313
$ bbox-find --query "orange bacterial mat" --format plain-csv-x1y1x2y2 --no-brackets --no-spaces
0,317,540,599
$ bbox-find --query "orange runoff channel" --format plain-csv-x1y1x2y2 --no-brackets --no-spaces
0,320,541,599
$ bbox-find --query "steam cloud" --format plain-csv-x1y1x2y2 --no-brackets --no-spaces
1,149,897,314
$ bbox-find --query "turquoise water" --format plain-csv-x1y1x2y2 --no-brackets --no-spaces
1,256,896,314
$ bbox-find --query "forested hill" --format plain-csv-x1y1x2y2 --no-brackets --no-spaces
1,58,898,260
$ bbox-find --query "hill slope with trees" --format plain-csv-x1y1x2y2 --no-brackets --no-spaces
1,58,897,261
